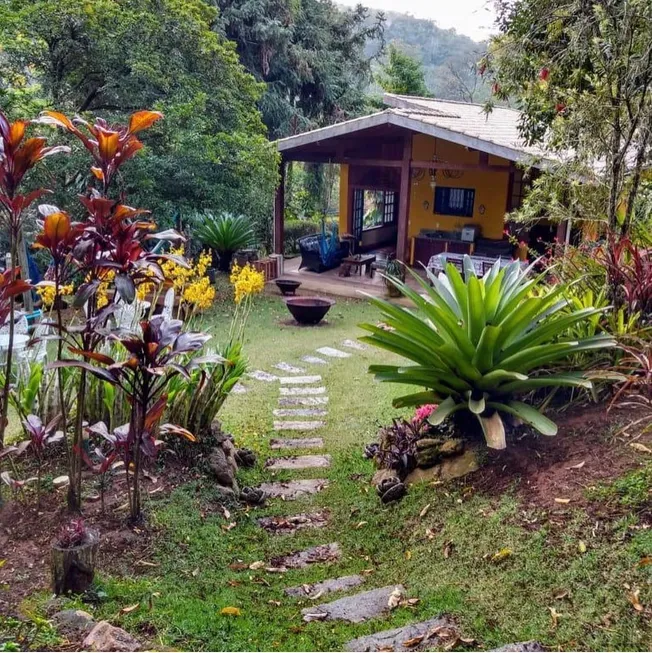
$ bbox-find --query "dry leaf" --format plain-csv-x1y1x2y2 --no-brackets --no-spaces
228,562,248,571
554,498,571,504
419,503,431,518
227,580,241,587
221,522,237,532
249,561,265,570
425,528,436,540
303,611,328,622
309,590,324,601
630,443,652,454
549,606,562,628
268,600,281,607
637,556,652,567
135,560,159,567
387,587,404,610
220,607,242,616
403,635,424,647
627,589,644,612
491,548,512,563
356,521,368,529
405,550,412,560
553,590,569,600
120,604,139,615
191,568,200,577
221,506,231,519
578,540,587,553
567,461,585,470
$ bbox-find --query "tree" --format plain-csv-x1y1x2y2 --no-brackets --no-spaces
0,0,278,237
377,44,430,97
214,0,385,139
485,0,652,234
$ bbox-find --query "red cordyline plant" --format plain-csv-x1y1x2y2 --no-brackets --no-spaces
22,414,63,507
35,109,187,512
0,111,68,448
54,315,209,522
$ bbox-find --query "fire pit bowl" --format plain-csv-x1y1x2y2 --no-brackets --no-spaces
284,296,335,325
275,279,302,296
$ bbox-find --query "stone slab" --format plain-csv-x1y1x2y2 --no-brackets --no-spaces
405,449,479,485
265,454,331,470
302,355,328,365
279,375,322,385
258,511,329,535
273,420,324,431
231,382,247,394
490,643,545,652
302,585,405,623
273,362,306,374
344,616,457,651
270,438,324,450
247,370,278,382
279,396,329,407
270,543,341,570
273,408,328,417
280,386,326,396
342,339,366,351
285,574,364,599
257,478,328,499
316,346,351,358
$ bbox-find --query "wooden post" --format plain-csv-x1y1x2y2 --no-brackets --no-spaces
274,159,286,255
396,136,413,264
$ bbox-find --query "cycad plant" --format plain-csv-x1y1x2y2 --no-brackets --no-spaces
194,212,255,272
360,257,616,449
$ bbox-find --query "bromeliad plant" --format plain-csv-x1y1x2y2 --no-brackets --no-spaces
360,257,616,449
194,211,255,272
56,315,209,522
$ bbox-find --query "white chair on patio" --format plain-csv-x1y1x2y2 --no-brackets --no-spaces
162,288,175,321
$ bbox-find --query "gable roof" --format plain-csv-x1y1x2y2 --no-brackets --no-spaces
276,93,554,167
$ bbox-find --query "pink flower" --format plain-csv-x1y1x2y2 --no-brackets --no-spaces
413,404,438,424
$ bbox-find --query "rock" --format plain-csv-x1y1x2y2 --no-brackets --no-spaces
207,446,236,488
270,437,324,450
372,469,400,487
257,478,328,500
406,448,479,485
234,448,256,468
270,542,341,569
273,420,325,431
265,454,331,470
52,475,70,489
315,346,351,358
302,585,405,623
415,438,464,468
345,616,458,651
52,609,95,634
82,621,140,652
490,643,545,652
240,486,267,506
278,396,329,406
285,574,364,598
379,481,406,503
279,386,326,396
278,375,322,385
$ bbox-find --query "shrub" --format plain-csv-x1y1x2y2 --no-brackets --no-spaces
361,257,615,449
194,212,256,272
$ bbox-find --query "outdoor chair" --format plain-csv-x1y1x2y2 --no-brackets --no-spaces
162,287,175,321
297,234,349,273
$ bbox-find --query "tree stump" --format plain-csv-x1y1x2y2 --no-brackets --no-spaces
51,529,100,595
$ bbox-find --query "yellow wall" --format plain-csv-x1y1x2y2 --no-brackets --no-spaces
338,164,349,234
409,134,510,241
337,137,511,243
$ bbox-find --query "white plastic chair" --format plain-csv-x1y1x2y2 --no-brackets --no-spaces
162,288,175,321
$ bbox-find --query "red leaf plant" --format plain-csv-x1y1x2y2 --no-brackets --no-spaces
21,414,63,507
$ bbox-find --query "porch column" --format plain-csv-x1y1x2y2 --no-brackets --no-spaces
396,136,413,264
273,158,286,255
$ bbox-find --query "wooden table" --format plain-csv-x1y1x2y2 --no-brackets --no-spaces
342,254,376,277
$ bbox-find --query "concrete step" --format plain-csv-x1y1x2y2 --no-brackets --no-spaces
302,585,405,623
257,479,328,500
273,420,324,431
273,408,328,417
270,543,341,570
278,396,329,407
279,375,322,385
265,454,331,470
270,437,324,450
316,347,351,358
285,574,364,599
280,386,326,396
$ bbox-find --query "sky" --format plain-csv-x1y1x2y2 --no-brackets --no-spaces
338,0,497,42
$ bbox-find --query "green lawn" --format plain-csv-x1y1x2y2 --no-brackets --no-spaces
20,292,652,651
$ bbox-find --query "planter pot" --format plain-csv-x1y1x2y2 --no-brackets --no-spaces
207,268,218,284
386,282,402,298
284,296,335,325
51,529,100,596
275,279,301,296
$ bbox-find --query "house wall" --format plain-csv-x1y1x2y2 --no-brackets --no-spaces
337,135,512,246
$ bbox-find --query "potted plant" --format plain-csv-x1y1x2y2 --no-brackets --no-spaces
51,519,100,595
384,258,405,297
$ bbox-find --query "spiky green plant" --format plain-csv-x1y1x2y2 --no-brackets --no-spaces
194,212,255,272
359,257,616,449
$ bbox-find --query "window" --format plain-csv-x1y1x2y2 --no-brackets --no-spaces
434,187,475,217
354,190,397,232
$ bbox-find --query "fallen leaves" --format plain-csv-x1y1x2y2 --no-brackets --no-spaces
629,442,652,454
548,606,563,629
419,503,431,518
627,589,644,612
443,540,454,558
490,548,512,563
249,560,265,570
220,606,242,617
578,540,587,554
567,460,586,470
119,603,140,615
554,498,571,504
387,587,404,610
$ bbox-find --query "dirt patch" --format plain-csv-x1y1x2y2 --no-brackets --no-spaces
468,405,649,511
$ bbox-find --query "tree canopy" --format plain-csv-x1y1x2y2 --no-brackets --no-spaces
0,0,278,238
376,43,430,97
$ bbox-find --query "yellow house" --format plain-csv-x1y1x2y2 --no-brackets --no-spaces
274,94,551,268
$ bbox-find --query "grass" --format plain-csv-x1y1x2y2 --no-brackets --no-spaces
17,291,652,651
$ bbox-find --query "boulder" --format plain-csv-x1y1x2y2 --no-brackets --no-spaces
82,621,140,652
372,469,400,487
52,609,95,635
207,444,238,491
406,449,479,485
415,438,464,468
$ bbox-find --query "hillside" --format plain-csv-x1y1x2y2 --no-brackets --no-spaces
364,9,491,102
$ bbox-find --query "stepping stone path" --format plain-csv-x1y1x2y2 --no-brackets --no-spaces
273,362,306,374
231,382,247,394
279,375,322,385
270,543,341,570
273,408,328,417
316,346,351,358
258,511,329,535
302,585,405,623
302,355,328,365
270,437,324,450
265,454,331,470
245,343,445,649
278,396,329,406
273,420,325,431
285,574,364,598
342,339,366,351
257,479,328,500
344,616,457,651
280,386,326,396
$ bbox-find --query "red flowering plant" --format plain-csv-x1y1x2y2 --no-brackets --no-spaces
0,111,69,447
54,315,209,522
21,414,63,507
